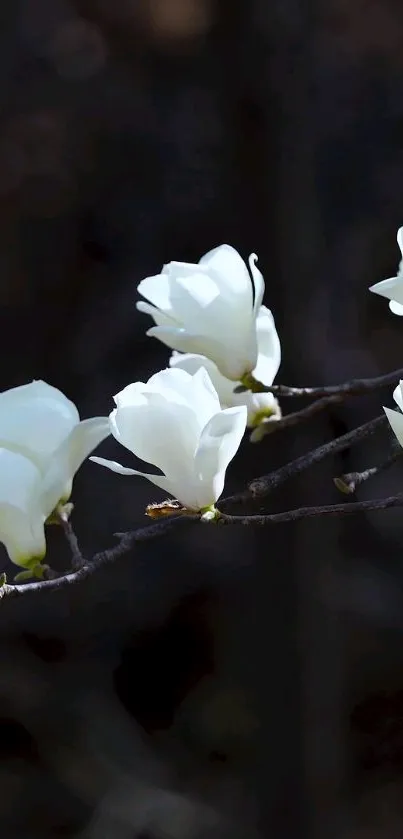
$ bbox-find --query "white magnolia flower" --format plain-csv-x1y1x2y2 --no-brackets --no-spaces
91,367,247,511
384,380,403,446
169,305,281,431
0,380,110,569
136,244,266,380
370,227,403,315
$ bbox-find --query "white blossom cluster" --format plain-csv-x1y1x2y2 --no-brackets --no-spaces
1,235,403,577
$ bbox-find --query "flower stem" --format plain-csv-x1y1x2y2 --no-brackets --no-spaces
240,373,266,393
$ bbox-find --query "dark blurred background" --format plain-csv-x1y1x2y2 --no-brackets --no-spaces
2,0,403,836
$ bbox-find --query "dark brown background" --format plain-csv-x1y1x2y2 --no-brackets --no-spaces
1,1,403,837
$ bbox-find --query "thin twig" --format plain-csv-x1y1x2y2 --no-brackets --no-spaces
0,493,403,598
0,410,397,599
260,393,345,435
250,365,403,397
0,515,198,599
247,365,402,436
220,414,388,506
334,446,403,494
59,514,85,570
249,414,387,498
217,493,403,525
3,489,402,599
2,464,402,599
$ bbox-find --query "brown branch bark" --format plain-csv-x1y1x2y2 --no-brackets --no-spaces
0,405,399,598
248,365,403,398
334,445,402,494
0,516,198,599
217,494,403,526
243,365,401,437
3,488,403,599
221,414,388,506
260,393,345,435
59,513,86,570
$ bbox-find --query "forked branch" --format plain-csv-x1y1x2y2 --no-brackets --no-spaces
247,365,403,398
0,406,399,598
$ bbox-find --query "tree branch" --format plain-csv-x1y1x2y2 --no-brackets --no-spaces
334,446,403,494
259,393,345,436
59,513,85,570
248,365,403,398
0,402,398,598
3,487,402,599
244,364,401,438
0,493,403,599
221,414,388,506
0,515,198,599
217,493,403,525
1,420,401,599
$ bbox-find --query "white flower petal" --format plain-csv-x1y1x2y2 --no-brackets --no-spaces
162,260,200,276
40,417,110,517
0,448,46,567
370,276,403,307
91,456,142,476
114,371,198,419
147,366,209,409
183,250,258,365
137,272,174,313
93,368,246,511
199,244,253,301
0,380,79,470
249,253,265,314
0,381,110,556
389,300,403,315
370,228,403,314
113,384,148,410
64,417,111,476
169,352,236,408
194,406,247,504
384,406,403,448
90,456,173,495
0,380,78,418
110,399,198,476
145,323,223,359
189,366,221,418
397,226,403,255
169,351,281,427
112,369,215,462
393,381,403,413
252,305,281,386
137,245,265,379
171,273,228,335
147,325,253,381
241,391,281,427
136,300,177,328
140,366,220,440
